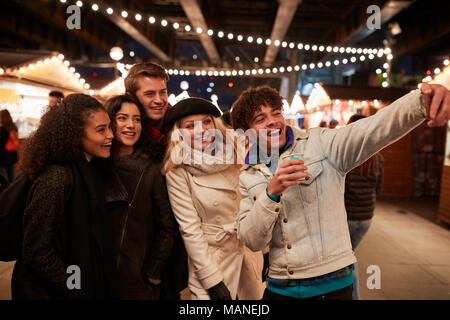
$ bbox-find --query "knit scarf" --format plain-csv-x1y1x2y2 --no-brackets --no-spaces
178,140,231,176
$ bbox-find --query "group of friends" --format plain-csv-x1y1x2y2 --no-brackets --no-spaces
4,61,450,300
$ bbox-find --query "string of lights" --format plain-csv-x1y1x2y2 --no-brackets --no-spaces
168,57,387,78
7,53,94,95
422,58,450,83
57,0,387,56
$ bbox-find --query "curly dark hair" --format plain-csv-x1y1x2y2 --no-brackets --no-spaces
104,94,147,154
230,86,283,130
20,94,105,180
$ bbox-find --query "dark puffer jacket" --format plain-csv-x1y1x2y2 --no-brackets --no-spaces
344,153,384,221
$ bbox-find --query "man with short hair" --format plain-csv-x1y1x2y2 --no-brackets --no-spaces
231,84,450,300
124,62,188,300
125,62,170,147
48,91,64,108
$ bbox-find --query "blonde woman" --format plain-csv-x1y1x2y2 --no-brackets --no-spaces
162,97,264,300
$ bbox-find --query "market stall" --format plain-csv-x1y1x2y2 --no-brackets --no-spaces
0,49,93,137
303,82,410,128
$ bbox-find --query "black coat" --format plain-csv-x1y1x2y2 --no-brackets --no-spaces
104,150,179,299
12,157,114,299
345,153,384,221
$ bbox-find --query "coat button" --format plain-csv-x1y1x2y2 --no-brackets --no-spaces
283,218,288,223
275,208,280,212
229,193,237,200
305,176,310,181
213,200,219,206
289,270,293,275
287,244,292,249
253,196,257,201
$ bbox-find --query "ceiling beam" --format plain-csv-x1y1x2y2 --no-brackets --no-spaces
321,0,415,47
7,0,114,54
393,4,450,57
263,0,302,67
86,0,171,63
179,0,221,65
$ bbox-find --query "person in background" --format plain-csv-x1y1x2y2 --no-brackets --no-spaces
319,120,327,128
48,91,64,108
328,119,339,129
344,114,384,300
162,98,265,300
103,94,177,299
124,62,188,299
0,109,19,182
12,94,115,299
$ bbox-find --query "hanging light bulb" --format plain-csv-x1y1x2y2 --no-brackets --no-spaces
110,47,124,61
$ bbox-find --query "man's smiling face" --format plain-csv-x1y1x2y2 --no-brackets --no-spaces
134,76,168,121
248,104,287,153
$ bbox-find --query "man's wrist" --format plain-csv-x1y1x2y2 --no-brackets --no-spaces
266,188,281,202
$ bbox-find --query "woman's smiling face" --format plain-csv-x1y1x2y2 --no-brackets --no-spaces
113,102,142,149
81,109,114,159
180,114,216,150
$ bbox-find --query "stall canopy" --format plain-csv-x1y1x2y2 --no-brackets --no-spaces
304,83,412,128
0,49,100,137
0,49,94,94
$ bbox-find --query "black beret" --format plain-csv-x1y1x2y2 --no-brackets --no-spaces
165,97,222,127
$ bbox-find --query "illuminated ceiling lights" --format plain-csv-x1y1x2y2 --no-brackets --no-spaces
60,1,384,55
9,53,93,93
166,56,370,78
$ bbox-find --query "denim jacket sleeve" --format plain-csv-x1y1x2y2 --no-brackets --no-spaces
316,89,426,174
237,171,282,252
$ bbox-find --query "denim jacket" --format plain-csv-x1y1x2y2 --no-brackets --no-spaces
237,89,426,279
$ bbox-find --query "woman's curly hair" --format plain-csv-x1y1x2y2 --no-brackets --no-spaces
20,93,105,180
230,86,283,130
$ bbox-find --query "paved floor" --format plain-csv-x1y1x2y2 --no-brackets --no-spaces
356,199,450,300
1,199,449,300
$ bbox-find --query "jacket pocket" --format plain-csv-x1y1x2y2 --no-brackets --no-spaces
299,160,324,203
247,180,268,203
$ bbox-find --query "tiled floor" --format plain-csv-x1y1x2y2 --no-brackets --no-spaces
1,199,449,300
